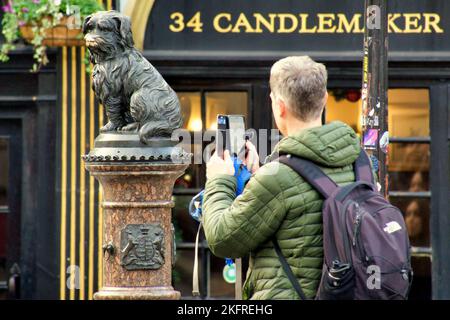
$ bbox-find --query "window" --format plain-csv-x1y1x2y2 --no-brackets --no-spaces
326,88,432,300
173,90,249,299
388,89,431,300
205,92,248,130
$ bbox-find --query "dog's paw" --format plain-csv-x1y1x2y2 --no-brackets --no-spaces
119,122,140,132
100,121,121,132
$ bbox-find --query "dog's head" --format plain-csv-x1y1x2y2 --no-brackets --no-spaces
83,11,134,63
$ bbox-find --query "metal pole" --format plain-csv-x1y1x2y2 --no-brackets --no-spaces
361,0,389,198
235,258,243,299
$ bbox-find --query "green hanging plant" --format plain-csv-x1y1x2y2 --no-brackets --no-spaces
0,0,104,72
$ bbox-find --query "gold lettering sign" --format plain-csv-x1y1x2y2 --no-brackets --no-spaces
170,12,444,34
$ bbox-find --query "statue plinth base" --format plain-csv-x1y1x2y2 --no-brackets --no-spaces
84,133,190,300
93,286,180,300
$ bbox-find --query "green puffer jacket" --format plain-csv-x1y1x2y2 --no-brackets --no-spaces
202,121,361,300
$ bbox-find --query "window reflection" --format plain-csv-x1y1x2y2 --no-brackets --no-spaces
325,88,432,299
388,89,430,137
405,200,430,246
176,91,249,132
172,90,248,299
408,171,428,192
390,168,430,192
326,89,362,134
174,164,202,191
388,89,430,174
177,92,202,131
392,198,430,247
389,144,430,173
205,92,248,130
172,195,200,243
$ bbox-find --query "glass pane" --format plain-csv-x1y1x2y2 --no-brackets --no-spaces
177,92,202,131
172,195,200,243
326,89,362,135
389,143,430,177
173,249,195,297
174,165,202,190
389,170,429,192
390,197,430,247
408,256,431,300
0,138,8,206
205,92,248,130
209,255,235,298
389,89,430,137
326,88,430,138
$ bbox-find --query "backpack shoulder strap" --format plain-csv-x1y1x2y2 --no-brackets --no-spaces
354,149,375,184
277,154,338,198
272,239,309,300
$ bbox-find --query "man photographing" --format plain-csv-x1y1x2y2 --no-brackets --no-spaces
202,56,362,299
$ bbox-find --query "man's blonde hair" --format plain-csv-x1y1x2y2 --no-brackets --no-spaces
270,56,327,121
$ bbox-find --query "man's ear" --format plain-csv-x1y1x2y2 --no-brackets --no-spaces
323,91,329,106
320,91,328,115
113,14,134,48
278,98,287,118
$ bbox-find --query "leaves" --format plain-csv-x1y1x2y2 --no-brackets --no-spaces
1,0,105,72
60,0,104,18
0,12,19,62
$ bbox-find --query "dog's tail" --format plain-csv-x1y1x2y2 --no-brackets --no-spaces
139,120,175,144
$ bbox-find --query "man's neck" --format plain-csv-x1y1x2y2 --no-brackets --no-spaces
285,118,323,136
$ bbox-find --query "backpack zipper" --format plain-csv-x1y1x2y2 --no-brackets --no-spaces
352,206,363,247
352,203,394,246
341,200,355,263
352,204,369,262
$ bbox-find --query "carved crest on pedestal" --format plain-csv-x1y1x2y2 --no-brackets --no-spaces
120,224,165,270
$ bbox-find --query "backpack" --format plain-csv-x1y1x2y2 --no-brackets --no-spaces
274,150,413,300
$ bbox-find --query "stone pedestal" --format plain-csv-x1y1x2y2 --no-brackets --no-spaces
83,133,190,300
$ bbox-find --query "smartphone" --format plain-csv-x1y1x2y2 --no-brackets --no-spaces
216,115,246,161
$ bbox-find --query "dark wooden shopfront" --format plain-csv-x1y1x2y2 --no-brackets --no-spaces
0,0,449,300
140,0,450,300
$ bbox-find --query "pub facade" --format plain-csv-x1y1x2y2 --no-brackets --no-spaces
0,0,449,300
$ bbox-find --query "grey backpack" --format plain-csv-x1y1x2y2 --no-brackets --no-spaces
274,150,413,300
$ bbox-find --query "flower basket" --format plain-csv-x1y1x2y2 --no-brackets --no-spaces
1,0,104,71
19,16,84,47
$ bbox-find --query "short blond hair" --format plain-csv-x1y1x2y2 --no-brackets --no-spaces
270,56,327,121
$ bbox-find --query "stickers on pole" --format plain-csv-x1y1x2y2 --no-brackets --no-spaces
379,131,389,154
363,129,378,150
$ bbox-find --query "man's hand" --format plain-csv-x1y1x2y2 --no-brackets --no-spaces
244,141,260,174
206,150,235,180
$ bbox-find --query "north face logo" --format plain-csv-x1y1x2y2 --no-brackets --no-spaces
383,221,402,234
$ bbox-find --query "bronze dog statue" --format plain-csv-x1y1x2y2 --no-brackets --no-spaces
83,11,183,143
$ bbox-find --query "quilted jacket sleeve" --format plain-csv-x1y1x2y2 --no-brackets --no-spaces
202,163,288,258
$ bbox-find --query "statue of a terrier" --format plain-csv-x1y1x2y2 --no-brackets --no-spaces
83,10,183,143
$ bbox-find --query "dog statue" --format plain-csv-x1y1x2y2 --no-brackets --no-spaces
83,11,183,143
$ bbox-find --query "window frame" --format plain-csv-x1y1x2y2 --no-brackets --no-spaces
172,85,252,299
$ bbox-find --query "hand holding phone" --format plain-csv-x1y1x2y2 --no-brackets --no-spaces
244,140,260,174
216,115,246,161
